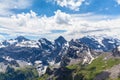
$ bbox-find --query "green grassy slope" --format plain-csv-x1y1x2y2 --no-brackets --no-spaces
39,54,120,80
67,55,120,80
0,66,39,80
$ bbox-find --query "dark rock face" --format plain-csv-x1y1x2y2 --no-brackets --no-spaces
0,46,41,63
112,46,120,56
79,37,104,50
45,67,53,75
102,38,117,51
0,36,68,67
38,38,53,50
54,67,73,80
59,39,98,67
79,37,120,51
55,36,67,47
0,57,6,62
46,67,73,80
0,56,19,67
94,71,110,80
2,40,10,46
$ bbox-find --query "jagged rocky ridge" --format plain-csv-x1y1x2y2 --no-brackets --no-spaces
0,36,120,76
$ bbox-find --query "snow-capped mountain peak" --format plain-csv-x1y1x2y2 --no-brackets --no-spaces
15,36,29,42
55,36,67,46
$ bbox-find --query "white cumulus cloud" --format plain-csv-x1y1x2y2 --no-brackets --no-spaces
116,0,120,4
0,0,32,16
54,10,71,24
54,0,85,11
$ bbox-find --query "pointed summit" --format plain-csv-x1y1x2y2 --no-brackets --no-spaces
15,36,29,42
55,36,67,46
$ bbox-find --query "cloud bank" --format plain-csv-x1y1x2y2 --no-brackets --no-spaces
0,10,120,40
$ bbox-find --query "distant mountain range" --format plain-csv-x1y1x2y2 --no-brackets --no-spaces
0,35,120,79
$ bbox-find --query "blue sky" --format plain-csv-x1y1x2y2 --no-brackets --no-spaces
0,0,120,40
10,0,120,16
